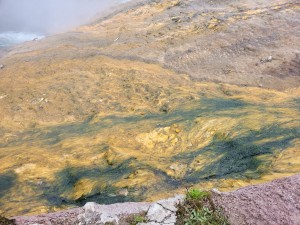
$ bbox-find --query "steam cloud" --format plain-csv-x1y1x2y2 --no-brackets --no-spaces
0,0,120,34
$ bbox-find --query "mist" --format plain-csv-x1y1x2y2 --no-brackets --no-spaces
0,0,123,34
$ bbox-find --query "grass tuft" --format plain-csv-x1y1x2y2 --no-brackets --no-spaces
126,213,147,225
176,189,229,225
132,215,146,225
186,189,211,200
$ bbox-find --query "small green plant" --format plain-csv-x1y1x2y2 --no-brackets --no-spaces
134,215,146,224
176,189,229,225
127,215,147,225
186,189,210,200
184,207,227,225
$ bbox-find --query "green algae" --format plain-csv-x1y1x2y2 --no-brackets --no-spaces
182,125,299,182
0,172,17,198
0,96,299,214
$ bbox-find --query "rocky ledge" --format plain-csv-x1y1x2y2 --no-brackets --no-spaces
10,174,300,225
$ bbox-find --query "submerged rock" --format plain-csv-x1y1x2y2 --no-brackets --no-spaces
168,164,188,179
118,189,129,197
160,103,170,113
